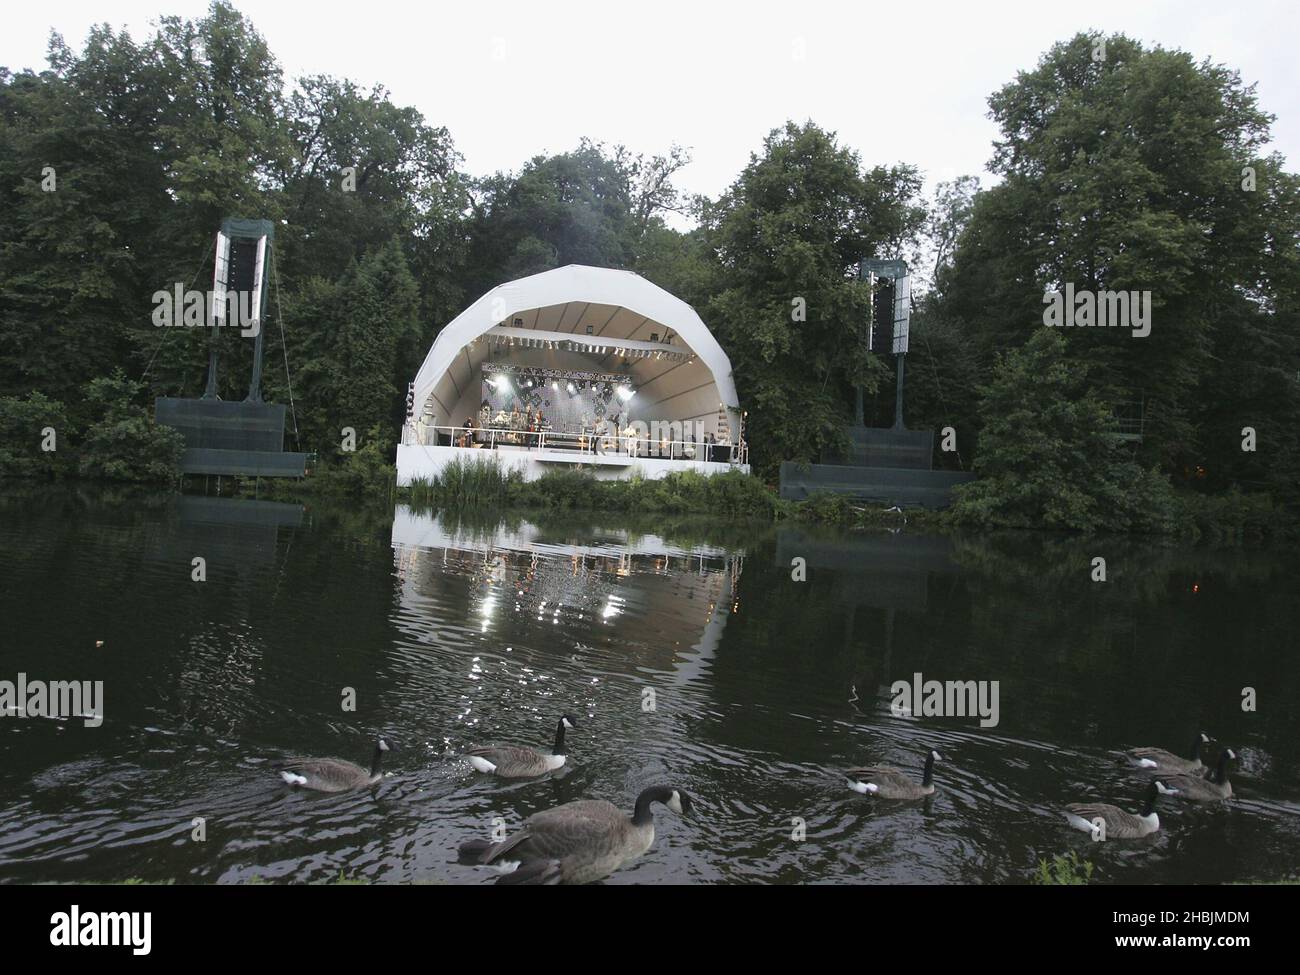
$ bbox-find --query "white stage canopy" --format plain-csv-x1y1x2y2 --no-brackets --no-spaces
406,265,742,442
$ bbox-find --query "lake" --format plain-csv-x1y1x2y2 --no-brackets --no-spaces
1,486,1297,884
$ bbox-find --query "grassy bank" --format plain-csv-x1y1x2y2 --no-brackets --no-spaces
11,439,1287,542
390,456,1290,542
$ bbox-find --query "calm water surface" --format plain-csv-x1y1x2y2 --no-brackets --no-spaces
1,486,1297,884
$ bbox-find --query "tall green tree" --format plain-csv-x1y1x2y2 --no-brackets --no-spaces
701,121,925,478
460,140,691,303
279,240,420,457
952,329,1177,532
0,29,174,400
939,32,1300,493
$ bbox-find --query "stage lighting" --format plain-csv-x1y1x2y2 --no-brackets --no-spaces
617,385,635,401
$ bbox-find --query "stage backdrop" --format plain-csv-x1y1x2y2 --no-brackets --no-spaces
481,366,627,434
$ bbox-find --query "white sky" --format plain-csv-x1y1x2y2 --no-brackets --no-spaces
3,0,1297,214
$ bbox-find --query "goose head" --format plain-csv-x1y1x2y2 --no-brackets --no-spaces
560,714,578,730
665,788,693,816
633,785,694,826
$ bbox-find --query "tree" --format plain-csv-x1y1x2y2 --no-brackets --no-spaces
460,140,691,303
77,371,184,482
701,121,925,478
283,240,420,459
0,392,72,477
952,329,1177,532
939,32,1299,488
0,30,175,401
278,73,468,328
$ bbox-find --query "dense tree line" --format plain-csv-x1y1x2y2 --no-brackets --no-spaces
2,4,1297,526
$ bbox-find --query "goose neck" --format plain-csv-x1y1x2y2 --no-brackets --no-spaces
632,786,669,827
921,752,936,787
1213,753,1231,784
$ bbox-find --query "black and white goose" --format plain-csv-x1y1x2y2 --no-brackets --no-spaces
1159,748,1236,801
458,785,692,885
1065,779,1175,839
279,738,393,793
1128,733,1210,774
465,714,577,778
847,749,942,799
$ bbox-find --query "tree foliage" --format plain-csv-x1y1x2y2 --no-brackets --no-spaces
701,121,925,477
952,329,1178,532
938,33,1300,505
2,12,1297,527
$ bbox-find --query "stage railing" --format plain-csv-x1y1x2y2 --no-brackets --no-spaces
407,424,747,465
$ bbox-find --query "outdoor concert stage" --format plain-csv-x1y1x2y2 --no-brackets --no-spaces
396,265,750,485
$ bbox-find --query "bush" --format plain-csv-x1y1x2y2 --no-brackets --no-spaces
1033,851,1094,885
1177,488,1281,541
76,373,183,483
951,330,1180,533
0,392,73,478
426,455,520,507
797,491,856,524
401,461,779,520
313,428,396,498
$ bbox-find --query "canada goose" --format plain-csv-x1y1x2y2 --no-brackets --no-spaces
465,714,577,778
1065,780,1175,839
458,785,692,884
279,738,393,793
847,749,941,799
1128,733,1210,774
1159,748,1236,801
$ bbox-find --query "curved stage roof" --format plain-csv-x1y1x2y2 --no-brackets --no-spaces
408,265,741,439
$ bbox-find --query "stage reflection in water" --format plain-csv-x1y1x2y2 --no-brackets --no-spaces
390,507,744,694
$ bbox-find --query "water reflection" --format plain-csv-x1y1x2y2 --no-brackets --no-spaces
0,488,1296,885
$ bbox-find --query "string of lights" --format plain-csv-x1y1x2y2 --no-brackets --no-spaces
482,363,637,400
474,332,694,362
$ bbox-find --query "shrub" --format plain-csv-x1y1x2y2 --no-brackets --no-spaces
0,392,72,478
76,372,183,483
798,490,855,524
951,330,1180,533
1033,851,1094,885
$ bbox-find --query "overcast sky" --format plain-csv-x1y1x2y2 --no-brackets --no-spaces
3,0,1296,212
